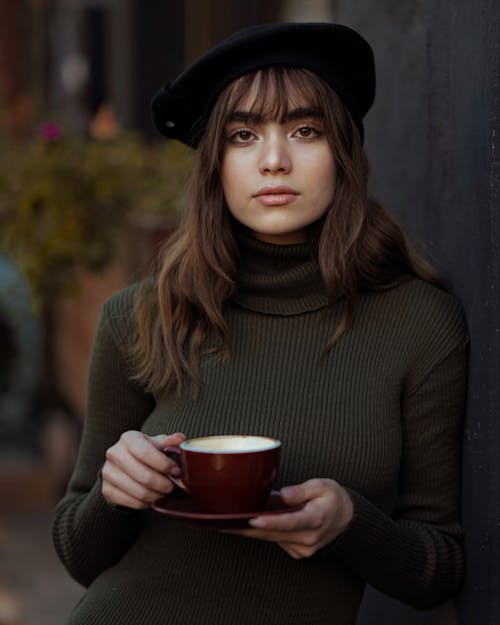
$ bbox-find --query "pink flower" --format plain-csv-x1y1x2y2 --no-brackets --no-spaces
40,122,62,142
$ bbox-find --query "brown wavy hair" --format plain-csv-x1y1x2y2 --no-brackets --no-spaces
128,66,443,396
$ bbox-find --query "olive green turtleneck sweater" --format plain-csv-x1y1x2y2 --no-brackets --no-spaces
52,233,467,625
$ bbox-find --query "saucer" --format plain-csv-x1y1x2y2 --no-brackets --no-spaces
152,490,304,529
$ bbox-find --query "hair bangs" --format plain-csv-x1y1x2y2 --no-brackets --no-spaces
220,66,327,125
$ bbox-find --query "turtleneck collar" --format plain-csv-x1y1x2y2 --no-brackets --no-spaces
229,230,330,315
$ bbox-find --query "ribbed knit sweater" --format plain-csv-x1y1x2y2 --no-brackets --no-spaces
52,233,468,625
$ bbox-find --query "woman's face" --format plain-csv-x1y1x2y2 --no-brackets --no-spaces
220,87,336,245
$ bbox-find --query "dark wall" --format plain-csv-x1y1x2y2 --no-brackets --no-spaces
332,1,499,624
133,0,185,136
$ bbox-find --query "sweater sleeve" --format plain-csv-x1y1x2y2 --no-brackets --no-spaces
331,295,468,609
52,290,155,587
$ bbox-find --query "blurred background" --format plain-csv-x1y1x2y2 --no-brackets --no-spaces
0,1,498,625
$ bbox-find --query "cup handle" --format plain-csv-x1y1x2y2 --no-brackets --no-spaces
162,445,190,495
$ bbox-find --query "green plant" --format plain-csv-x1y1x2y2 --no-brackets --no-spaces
0,126,194,305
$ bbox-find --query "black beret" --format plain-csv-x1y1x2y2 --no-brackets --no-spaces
151,22,375,147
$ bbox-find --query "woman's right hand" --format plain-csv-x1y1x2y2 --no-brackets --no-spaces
101,431,185,509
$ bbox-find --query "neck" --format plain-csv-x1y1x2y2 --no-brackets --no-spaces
229,229,330,316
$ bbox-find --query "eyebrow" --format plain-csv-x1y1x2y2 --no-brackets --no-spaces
226,107,324,125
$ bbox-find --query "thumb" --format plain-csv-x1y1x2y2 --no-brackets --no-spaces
280,479,328,504
150,432,186,449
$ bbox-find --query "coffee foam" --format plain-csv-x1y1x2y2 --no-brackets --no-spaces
182,435,280,453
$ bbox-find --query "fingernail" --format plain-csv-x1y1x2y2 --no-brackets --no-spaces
249,517,265,527
281,487,293,498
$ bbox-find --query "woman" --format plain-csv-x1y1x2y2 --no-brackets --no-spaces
53,23,468,625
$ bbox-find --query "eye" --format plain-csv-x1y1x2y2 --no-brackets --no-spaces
293,125,320,139
227,129,255,143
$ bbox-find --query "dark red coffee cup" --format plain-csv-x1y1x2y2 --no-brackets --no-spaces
162,435,281,514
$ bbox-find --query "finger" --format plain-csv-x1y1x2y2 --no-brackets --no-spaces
150,432,186,448
103,462,174,502
249,499,323,531
103,454,175,497
280,479,331,505
277,542,310,560
119,431,181,475
154,433,186,476
101,481,149,510
249,511,306,531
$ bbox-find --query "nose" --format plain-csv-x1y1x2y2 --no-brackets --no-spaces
258,134,292,175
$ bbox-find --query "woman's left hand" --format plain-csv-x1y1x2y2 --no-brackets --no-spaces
224,478,354,559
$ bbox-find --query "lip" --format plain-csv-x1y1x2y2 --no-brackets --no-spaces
253,186,300,207
254,186,299,197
